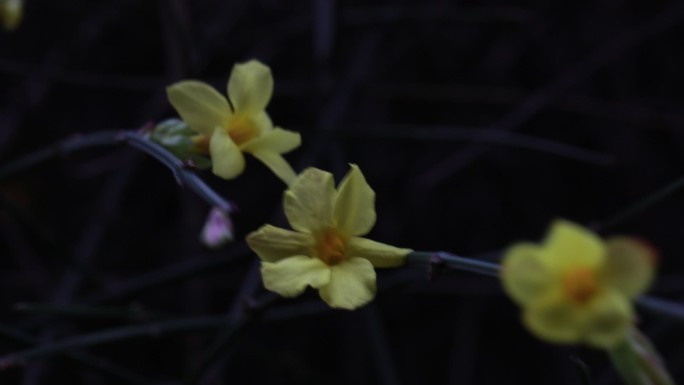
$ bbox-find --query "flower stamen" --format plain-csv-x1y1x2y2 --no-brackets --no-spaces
563,267,598,304
228,118,259,146
317,230,346,265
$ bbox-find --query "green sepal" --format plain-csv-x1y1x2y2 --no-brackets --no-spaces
607,329,674,385
150,118,212,169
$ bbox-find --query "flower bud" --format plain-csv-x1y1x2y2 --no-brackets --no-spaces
200,207,234,249
150,119,211,169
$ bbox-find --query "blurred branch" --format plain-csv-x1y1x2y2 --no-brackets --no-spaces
183,263,275,385
592,173,684,233
0,323,151,385
0,315,228,367
13,303,160,322
0,293,277,369
413,1,684,188
81,248,249,304
0,130,235,213
343,124,615,166
341,5,534,24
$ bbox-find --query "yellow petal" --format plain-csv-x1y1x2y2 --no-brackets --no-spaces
581,289,633,348
252,111,274,133
210,129,245,179
227,60,273,116
501,243,555,305
246,225,314,262
284,168,335,233
346,237,411,268
600,237,656,299
166,81,231,136
242,127,301,154
261,256,331,298
523,289,584,344
333,164,376,236
543,220,605,272
251,151,297,185
319,257,376,310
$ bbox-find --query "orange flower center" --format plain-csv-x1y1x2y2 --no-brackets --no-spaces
562,267,598,304
317,230,346,266
191,134,210,154
227,117,259,146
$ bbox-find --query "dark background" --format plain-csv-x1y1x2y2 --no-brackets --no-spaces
1,0,684,384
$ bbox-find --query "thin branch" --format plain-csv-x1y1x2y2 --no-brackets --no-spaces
406,251,684,322
0,130,235,213
0,323,151,385
81,249,249,304
591,174,684,233
343,125,615,166
13,303,159,322
182,264,277,385
413,2,684,188
0,293,278,369
0,315,230,367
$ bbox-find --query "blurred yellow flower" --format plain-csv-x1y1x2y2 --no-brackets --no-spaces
502,220,656,348
166,60,300,184
0,0,22,31
246,165,412,310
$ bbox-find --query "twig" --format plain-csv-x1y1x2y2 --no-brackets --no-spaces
0,315,231,367
413,1,684,188
406,251,684,322
13,303,159,322
0,323,151,385
183,264,277,385
343,124,615,166
591,174,684,233
81,249,249,304
407,251,501,278
0,130,235,213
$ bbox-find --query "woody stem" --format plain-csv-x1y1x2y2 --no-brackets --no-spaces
0,129,235,213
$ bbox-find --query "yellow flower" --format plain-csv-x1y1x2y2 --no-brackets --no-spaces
166,60,300,184
0,0,22,31
502,220,656,348
246,165,412,310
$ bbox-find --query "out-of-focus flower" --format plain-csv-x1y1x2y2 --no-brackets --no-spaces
200,207,234,249
501,220,656,348
246,165,412,310
166,60,300,184
0,0,22,31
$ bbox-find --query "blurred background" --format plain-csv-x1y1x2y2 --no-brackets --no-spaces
1,0,684,384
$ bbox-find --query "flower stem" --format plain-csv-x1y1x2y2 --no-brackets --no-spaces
0,129,235,213
407,251,500,277
607,329,675,385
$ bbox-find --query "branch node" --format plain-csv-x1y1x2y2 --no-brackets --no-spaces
428,253,446,281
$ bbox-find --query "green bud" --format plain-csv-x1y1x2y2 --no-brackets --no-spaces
150,119,212,170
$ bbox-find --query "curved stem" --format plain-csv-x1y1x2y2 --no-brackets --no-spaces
0,130,235,213
122,132,234,213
